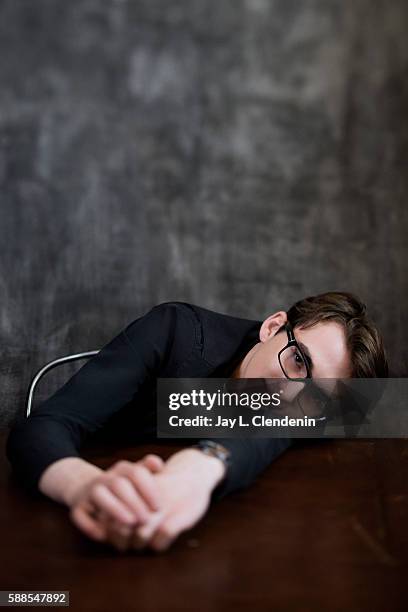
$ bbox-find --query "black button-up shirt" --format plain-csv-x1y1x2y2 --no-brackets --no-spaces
6,301,293,500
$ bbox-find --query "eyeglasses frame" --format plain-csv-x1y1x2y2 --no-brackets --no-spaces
277,322,331,422
277,321,312,381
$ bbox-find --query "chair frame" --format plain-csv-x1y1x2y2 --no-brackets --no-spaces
25,351,100,418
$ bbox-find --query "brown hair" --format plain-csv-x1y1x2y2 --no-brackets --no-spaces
286,291,388,378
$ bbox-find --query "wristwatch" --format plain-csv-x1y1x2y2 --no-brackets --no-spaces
192,440,232,473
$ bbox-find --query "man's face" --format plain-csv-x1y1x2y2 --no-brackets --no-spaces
231,310,352,402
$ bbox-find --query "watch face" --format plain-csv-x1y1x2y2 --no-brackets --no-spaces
202,441,226,452
197,441,230,462
211,444,231,460
215,444,230,456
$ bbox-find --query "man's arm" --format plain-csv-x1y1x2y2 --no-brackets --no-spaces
126,447,227,551
6,303,182,499
125,438,293,551
38,457,104,506
6,298,294,552
208,437,294,501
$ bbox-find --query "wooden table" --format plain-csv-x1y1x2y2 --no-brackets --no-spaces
1,431,407,611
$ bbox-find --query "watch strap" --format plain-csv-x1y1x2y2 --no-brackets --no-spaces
192,440,232,470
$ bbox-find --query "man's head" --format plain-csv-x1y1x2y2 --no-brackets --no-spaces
232,291,388,382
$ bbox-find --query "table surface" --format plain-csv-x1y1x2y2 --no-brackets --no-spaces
1,431,408,612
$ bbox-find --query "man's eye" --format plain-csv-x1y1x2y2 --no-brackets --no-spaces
294,352,304,367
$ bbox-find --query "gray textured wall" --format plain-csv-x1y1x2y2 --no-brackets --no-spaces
1,0,407,426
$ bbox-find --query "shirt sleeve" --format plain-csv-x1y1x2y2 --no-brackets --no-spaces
207,436,294,501
5,303,179,497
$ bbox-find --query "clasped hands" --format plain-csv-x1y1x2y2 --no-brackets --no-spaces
69,448,226,553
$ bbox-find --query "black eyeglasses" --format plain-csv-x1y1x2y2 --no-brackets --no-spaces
277,321,312,381
277,323,334,423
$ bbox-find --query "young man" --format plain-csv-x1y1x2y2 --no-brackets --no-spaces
6,291,388,552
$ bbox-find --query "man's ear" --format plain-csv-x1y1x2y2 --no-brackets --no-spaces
259,311,288,343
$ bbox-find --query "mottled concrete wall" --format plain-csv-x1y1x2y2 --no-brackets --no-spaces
1,0,407,424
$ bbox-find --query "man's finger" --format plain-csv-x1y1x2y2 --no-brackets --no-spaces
94,509,133,552
103,513,134,553
107,476,151,523
90,483,137,525
109,459,163,510
121,464,162,512
149,514,186,552
70,502,107,542
131,511,165,550
140,454,165,473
